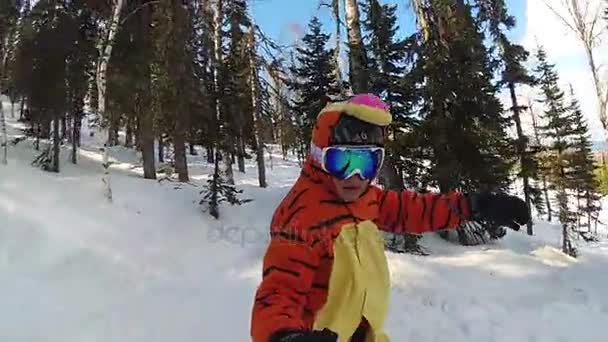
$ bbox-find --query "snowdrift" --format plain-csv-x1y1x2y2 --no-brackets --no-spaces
1,109,607,342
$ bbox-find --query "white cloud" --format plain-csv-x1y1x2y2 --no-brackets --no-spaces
519,0,608,142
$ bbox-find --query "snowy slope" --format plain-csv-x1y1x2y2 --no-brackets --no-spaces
1,106,607,342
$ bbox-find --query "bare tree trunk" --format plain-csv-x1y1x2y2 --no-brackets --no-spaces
102,144,113,202
267,64,288,160
173,133,189,182
10,100,15,118
125,116,133,148
509,82,533,234
66,114,73,143
158,134,164,163
587,194,592,233
61,115,67,140
97,0,125,146
108,116,119,146
141,113,156,179
139,2,156,180
332,0,346,96
542,0,608,141
173,107,189,181
212,0,233,184
542,176,552,221
35,122,40,151
206,146,214,164
529,99,553,221
189,142,197,155
170,0,190,183
0,102,7,165
19,97,24,120
43,119,51,139
237,134,246,173
249,21,267,187
51,113,60,172
343,0,368,93
562,221,572,255
134,116,141,150
71,109,82,164
576,193,581,230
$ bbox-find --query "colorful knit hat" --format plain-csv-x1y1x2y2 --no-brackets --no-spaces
311,93,392,149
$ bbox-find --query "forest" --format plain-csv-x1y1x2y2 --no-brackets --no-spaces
1,0,607,257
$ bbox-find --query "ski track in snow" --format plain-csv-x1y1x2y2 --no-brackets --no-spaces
1,101,607,342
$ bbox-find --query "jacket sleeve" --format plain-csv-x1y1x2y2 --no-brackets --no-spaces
375,188,472,234
250,230,322,342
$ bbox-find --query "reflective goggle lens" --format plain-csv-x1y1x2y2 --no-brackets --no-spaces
323,146,384,180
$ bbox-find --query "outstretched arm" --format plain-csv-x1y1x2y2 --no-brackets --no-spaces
373,187,472,234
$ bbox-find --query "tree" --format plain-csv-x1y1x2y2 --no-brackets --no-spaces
543,0,608,142
527,98,553,221
150,0,195,182
567,86,602,235
11,0,91,172
475,0,542,235
247,17,267,188
97,0,125,146
533,46,578,257
331,0,347,97
344,0,368,94
0,0,21,165
287,17,340,153
362,0,423,252
412,0,516,245
224,0,252,175
134,0,156,179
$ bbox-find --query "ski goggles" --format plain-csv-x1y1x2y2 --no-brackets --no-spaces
311,143,385,180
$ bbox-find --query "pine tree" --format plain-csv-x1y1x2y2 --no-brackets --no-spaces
567,86,602,238
223,0,253,175
288,17,340,153
474,0,543,235
64,1,96,165
0,0,22,165
527,99,552,220
150,0,196,182
362,0,424,253
413,0,517,245
533,46,578,257
247,17,267,188
12,0,95,172
106,0,156,179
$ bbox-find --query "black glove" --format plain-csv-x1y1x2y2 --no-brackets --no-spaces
467,192,530,230
270,329,338,342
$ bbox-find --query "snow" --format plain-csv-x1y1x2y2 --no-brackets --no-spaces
1,101,607,341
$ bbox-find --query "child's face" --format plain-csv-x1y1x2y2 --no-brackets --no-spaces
331,174,370,202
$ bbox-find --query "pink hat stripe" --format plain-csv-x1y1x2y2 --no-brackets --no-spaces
348,93,390,112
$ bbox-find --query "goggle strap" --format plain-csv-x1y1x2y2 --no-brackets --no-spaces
310,142,325,167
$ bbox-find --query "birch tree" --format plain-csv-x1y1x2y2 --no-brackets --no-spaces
542,0,608,141
343,0,368,93
332,0,346,96
96,0,125,146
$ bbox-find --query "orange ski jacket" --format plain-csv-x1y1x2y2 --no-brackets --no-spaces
250,101,472,342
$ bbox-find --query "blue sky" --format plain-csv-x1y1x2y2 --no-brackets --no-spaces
252,0,527,46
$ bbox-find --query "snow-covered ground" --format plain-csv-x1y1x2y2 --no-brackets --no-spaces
1,103,607,342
